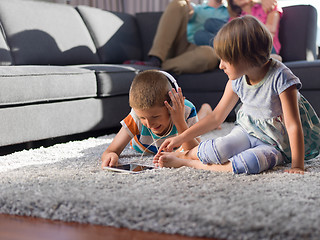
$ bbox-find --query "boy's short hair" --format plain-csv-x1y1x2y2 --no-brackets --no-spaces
129,70,172,109
214,15,273,67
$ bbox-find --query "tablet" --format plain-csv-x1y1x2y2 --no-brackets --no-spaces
103,163,154,174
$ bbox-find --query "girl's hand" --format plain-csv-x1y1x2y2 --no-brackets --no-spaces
154,135,183,157
284,167,304,175
101,152,119,168
165,87,185,128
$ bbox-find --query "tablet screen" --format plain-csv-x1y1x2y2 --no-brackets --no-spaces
103,164,154,173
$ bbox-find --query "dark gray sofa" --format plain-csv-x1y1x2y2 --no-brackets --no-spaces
0,0,318,148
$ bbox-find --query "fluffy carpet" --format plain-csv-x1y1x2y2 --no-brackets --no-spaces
1,122,320,240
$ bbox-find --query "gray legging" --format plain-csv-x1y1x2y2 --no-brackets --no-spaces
197,125,284,174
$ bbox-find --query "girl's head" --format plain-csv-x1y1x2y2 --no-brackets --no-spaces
214,15,272,68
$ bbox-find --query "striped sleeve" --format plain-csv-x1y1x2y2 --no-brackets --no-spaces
184,99,199,127
120,109,140,138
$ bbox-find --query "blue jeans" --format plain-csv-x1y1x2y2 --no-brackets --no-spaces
197,126,284,174
194,18,227,46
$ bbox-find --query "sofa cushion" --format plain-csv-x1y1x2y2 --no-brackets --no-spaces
77,6,142,64
285,60,320,115
135,12,163,61
78,64,157,97
285,60,320,90
0,66,97,106
279,5,318,62
0,97,130,146
177,69,228,92
0,0,100,65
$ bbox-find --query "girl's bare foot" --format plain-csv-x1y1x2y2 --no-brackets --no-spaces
198,103,221,129
198,103,212,120
158,152,188,168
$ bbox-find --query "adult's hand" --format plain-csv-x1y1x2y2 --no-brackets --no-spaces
261,0,277,13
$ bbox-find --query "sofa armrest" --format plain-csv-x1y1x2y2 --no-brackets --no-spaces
279,5,318,62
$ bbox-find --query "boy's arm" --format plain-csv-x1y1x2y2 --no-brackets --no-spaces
165,88,199,151
279,86,305,174
101,126,132,168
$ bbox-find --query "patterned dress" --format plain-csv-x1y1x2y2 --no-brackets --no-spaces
233,59,320,162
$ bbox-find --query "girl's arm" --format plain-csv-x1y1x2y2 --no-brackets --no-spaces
101,126,132,168
165,88,199,151
279,85,305,174
265,9,281,37
157,80,239,153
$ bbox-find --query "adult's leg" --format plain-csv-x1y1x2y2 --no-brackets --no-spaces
161,45,219,74
193,30,215,46
149,0,191,62
194,18,227,46
204,18,227,34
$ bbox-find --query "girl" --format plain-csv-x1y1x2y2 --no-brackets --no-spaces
228,0,283,61
154,15,320,175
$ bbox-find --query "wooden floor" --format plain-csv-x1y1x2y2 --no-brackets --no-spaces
0,214,219,240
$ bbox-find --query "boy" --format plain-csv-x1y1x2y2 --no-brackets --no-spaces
101,70,199,168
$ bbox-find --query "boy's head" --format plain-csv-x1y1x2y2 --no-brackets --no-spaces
214,15,272,67
129,70,172,110
129,70,174,136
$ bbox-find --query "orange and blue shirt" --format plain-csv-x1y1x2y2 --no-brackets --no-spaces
121,99,198,154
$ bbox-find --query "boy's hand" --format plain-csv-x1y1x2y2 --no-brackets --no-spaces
101,152,119,168
165,87,185,127
284,167,304,175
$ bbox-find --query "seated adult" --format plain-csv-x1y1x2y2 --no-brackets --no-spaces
126,0,276,74
194,0,278,47
227,0,282,61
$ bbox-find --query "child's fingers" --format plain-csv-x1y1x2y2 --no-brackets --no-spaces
284,168,304,174
177,87,184,100
175,88,184,106
164,100,173,111
169,89,178,105
101,159,110,168
109,158,118,167
169,88,184,108
157,141,170,153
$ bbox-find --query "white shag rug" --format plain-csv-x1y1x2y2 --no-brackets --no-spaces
1,122,320,240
